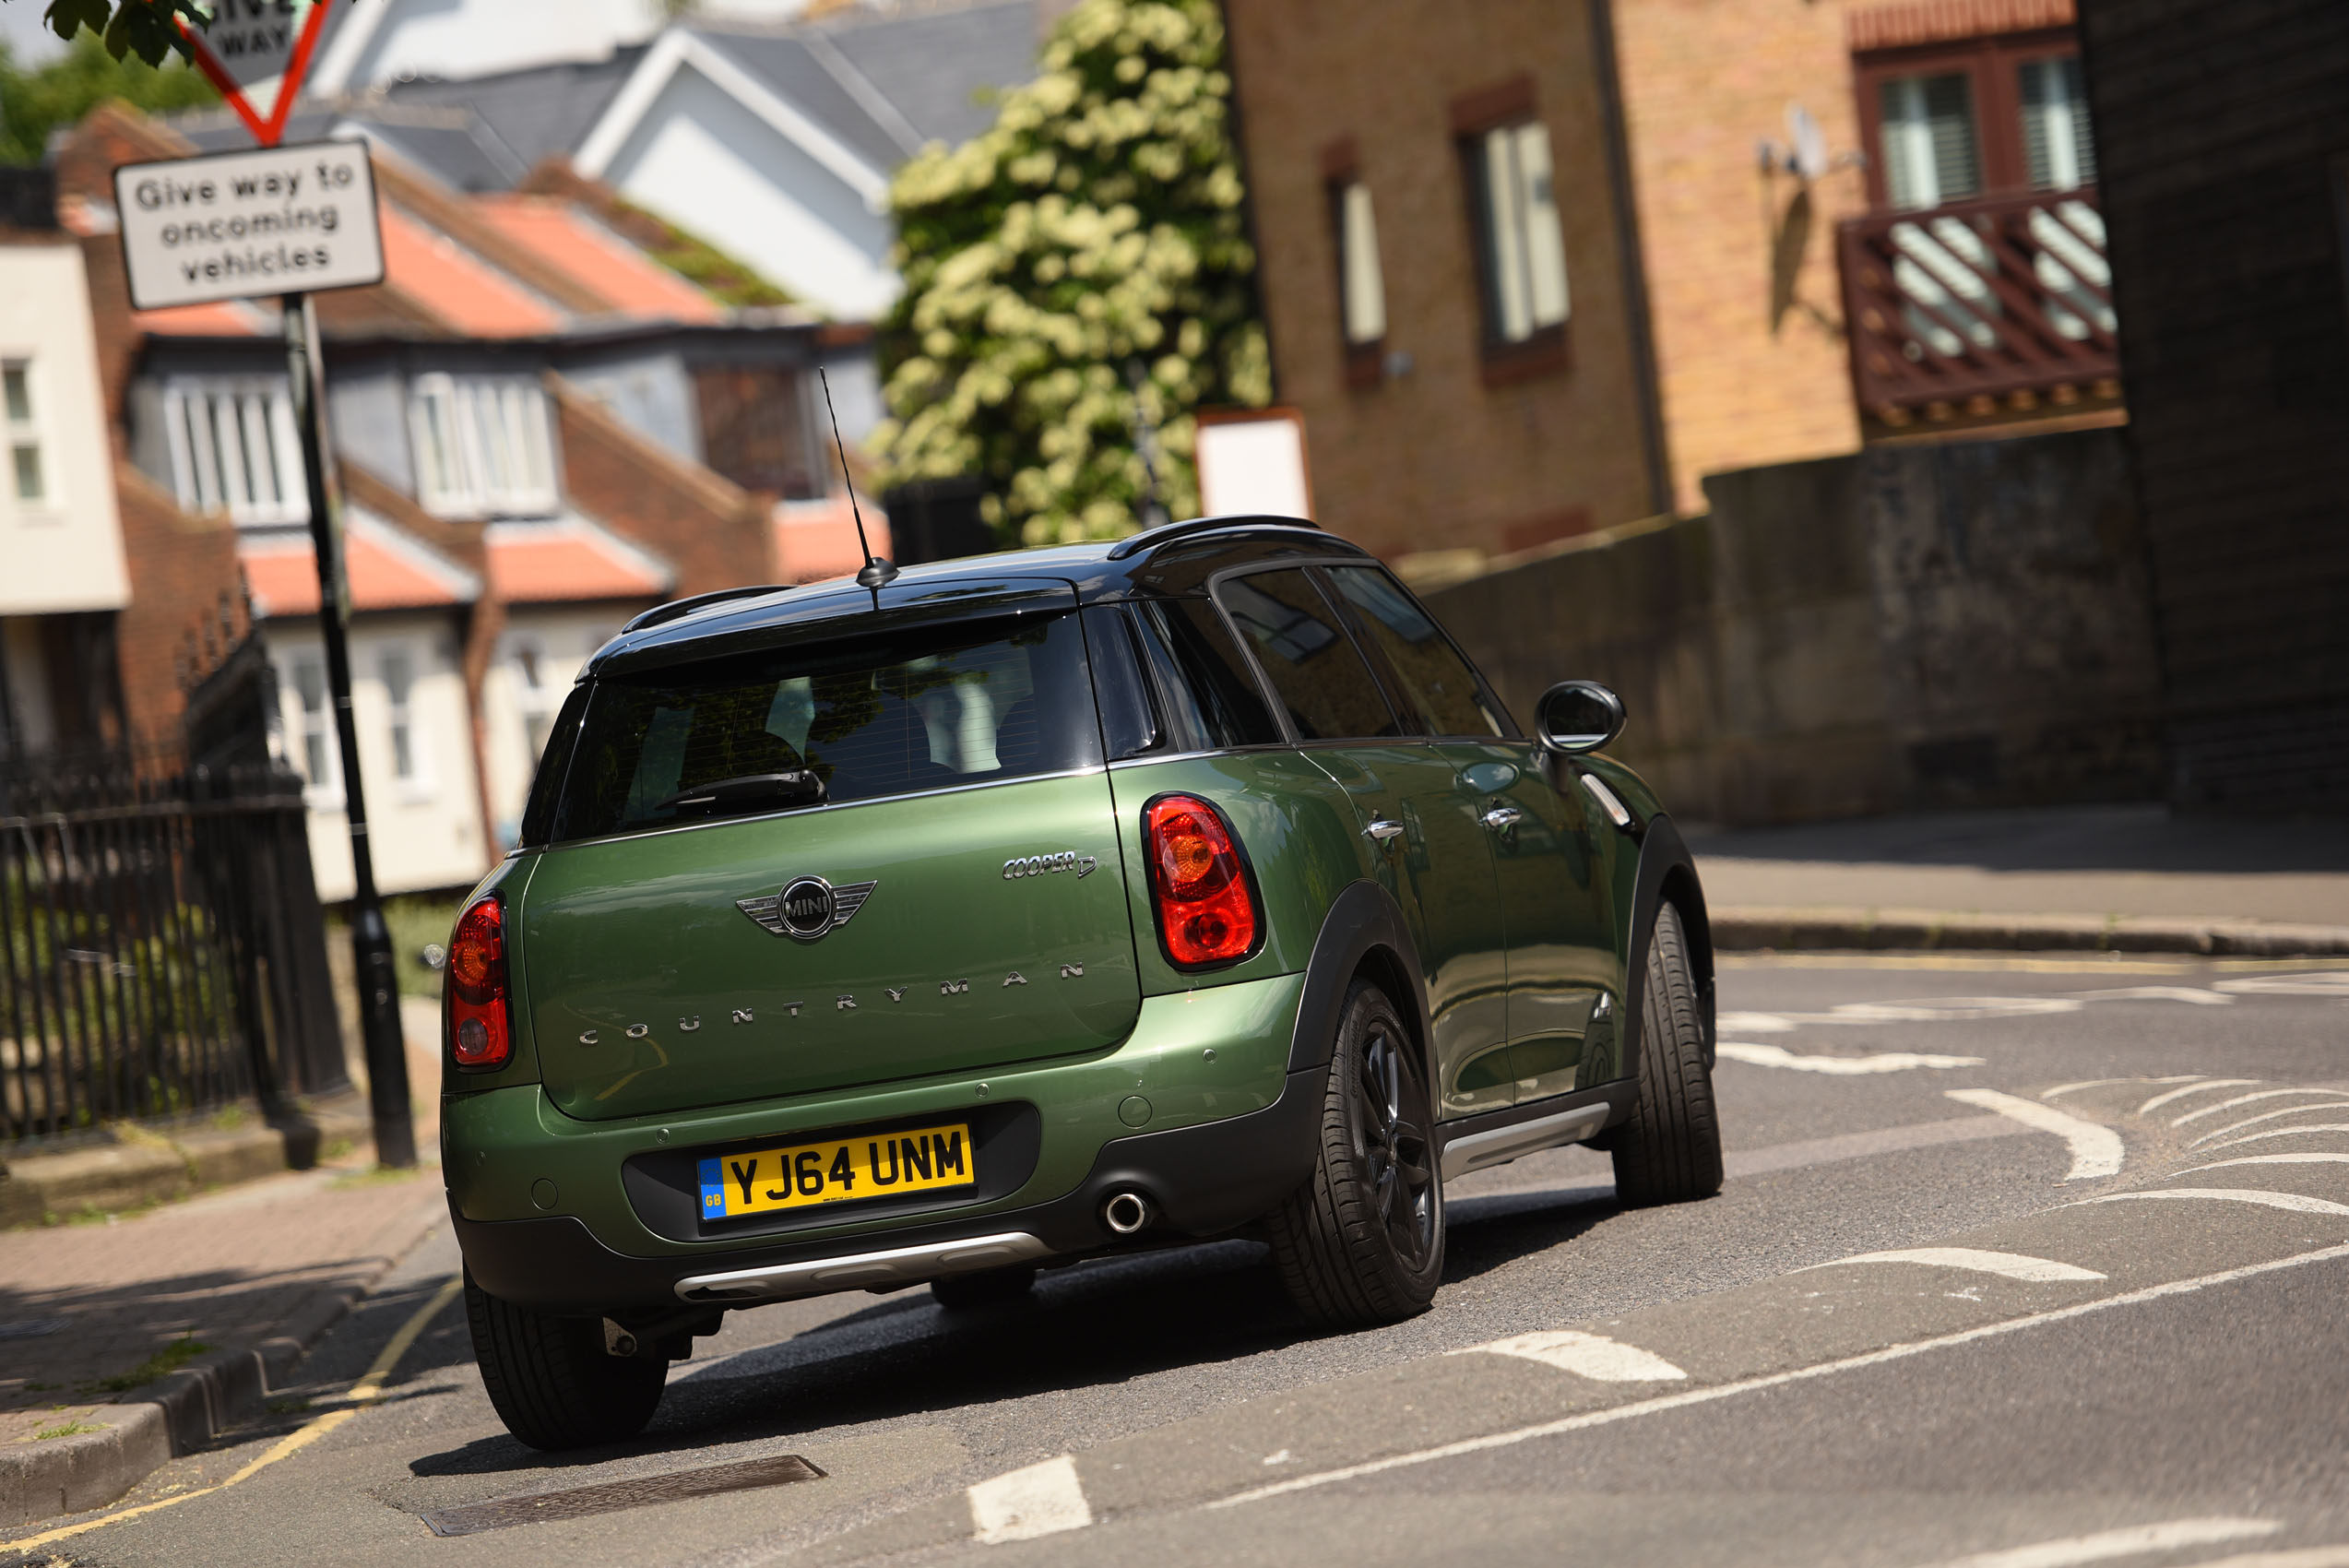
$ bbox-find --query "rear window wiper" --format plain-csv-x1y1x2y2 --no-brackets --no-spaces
654,770,827,818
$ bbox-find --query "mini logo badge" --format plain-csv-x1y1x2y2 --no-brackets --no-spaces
737,875,877,942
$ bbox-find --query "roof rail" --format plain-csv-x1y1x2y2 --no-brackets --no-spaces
1105,514,1324,561
621,584,789,635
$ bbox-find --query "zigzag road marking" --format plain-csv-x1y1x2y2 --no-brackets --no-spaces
1948,1089,2125,1181
2175,1089,2349,1127
967,1455,1091,1545
1720,1041,1986,1075
2177,1153,2349,1177
2194,1106,2349,1147
1922,1516,2279,1568
2078,1188,2349,1218
1451,1331,1688,1382
2138,1079,2263,1115
1807,1247,2105,1283
2204,1126,2349,1153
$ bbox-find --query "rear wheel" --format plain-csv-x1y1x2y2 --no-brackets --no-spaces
1608,900,1723,1206
464,1271,667,1451
931,1265,1038,1310
1266,978,1444,1326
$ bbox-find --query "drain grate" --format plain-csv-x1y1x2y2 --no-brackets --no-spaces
419,1454,825,1537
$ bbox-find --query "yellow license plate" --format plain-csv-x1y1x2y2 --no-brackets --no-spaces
697,1123,974,1220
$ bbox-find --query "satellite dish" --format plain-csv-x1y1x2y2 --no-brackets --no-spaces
1786,101,1829,183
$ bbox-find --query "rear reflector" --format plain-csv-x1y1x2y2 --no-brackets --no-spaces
447,896,512,1072
1143,793,1259,968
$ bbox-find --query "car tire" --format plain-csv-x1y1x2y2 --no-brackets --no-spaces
931,1265,1038,1310
1608,900,1724,1207
464,1270,667,1451
1266,977,1444,1326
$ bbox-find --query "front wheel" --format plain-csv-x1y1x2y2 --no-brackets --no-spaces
464,1271,667,1451
1266,978,1444,1326
1608,900,1724,1207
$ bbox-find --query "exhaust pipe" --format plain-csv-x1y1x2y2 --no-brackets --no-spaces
1101,1190,1153,1236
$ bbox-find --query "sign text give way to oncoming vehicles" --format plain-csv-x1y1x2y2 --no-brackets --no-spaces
113,139,384,312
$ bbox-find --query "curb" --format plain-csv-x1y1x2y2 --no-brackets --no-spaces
0,1096,374,1229
1713,905,2349,957
0,1185,446,1527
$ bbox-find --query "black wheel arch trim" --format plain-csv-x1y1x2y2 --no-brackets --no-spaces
1285,878,1434,1082
1621,813,1715,1082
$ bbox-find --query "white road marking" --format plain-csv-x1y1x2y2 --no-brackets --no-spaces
1261,1449,1291,1466
1925,1516,2279,1568
1828,997,2084,1022
2176,1153,2349,1177
2214,972,2349,996
2137,1079,2263,1115
1205,1242,2349,1512
1717,1010,1796,1033
2182,1550,2349,1567
2202,1125,2349,1154
2042,1075,2202,1101
2072,986,2237,1006
2080,1188,2349,1218
1720,1041,1987,1075
1946,1089,2125,1180
968,1455,1092,1544
2191,1104,2349,1146
2174,1088,2349,1126
1809,1247,2105,1283
1454,1331,1689,1382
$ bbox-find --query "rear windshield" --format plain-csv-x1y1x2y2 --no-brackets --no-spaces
543,612,1098,844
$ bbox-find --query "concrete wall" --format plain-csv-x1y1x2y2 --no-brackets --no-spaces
1423,426,2163,825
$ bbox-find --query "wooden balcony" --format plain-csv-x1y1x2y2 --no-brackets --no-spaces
1837,187,2121,437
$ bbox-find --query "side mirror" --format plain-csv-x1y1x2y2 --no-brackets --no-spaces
1535,681,1626,755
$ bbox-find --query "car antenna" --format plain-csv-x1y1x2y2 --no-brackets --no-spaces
820,367,897,602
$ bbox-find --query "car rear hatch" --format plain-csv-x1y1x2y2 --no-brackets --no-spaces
514,582,1142,1123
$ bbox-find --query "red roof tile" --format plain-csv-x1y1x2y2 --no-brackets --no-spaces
131,299,272,337
241,514,480,619
472,197,725,326
376,201,568,339
484,517,674,603
774,494,894,585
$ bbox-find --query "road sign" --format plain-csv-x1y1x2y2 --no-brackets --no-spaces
113,140,384,312
177,0,339,148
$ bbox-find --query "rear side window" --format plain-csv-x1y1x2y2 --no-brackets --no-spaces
1324,565,1513,738
549,612,1098,843
517,683,590,848
1216,568,1402,742
1130,597,1283,751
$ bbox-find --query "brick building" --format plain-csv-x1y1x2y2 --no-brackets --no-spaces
1223,0,2118,556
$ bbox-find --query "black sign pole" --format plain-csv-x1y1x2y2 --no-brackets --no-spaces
284,291,416,1170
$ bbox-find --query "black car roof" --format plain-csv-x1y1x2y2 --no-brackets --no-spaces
586,516,1374,678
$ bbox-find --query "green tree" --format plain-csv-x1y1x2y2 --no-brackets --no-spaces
0,29,218,164
15,1,209,68
872,0,1268,546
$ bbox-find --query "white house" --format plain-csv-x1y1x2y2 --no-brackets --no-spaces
0,230,132,759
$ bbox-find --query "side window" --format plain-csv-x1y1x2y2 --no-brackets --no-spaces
1215,568,1401,742
1130,597,1283,751
1082,606,1162,762
1325,565,1513,739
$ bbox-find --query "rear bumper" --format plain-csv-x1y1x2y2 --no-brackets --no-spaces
456,1064,1323,1314
445,971,1316,1315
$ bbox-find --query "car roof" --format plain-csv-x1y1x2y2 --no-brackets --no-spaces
587,515,1375,677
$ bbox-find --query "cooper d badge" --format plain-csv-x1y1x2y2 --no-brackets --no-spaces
737,875,877,942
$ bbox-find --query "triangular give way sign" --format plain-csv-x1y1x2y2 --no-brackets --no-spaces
172,0,341,148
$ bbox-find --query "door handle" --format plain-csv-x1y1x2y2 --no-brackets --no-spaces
1479,805,1525,832
1363,819,1406,845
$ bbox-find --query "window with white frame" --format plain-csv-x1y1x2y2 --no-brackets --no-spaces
287,654,340,801
4,361,46,507
409,375,557,517
1331,180,1387,349
2019,55,2096,192
1465,122,1571,346
380,647,422,786
163,380,305,525
1879,72,1984,210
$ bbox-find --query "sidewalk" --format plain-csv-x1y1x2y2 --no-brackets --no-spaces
0,1001,451,1525
1690,803,2349,954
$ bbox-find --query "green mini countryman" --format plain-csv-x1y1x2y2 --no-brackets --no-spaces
443,516,1721,1449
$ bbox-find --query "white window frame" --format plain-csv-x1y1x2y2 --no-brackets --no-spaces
1470,122,1572,345
505,635,560,767
1334,180,1387,348
283,651,343,809
378,643,433,800
3,358,52,513
162,379,305,526
409,374,559,518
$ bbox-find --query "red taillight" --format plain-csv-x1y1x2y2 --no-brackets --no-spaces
446,897,511,1073
1145,794,1259,968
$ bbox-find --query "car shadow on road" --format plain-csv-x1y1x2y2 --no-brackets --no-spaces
406,1180,1631,1481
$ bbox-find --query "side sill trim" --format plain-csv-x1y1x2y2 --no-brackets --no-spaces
672,1230,1051,1303
1438,1102,1611,1182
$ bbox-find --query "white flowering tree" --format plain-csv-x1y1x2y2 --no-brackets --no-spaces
872,0,1269,546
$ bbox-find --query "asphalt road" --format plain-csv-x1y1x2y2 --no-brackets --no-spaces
8,953,2347,1568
